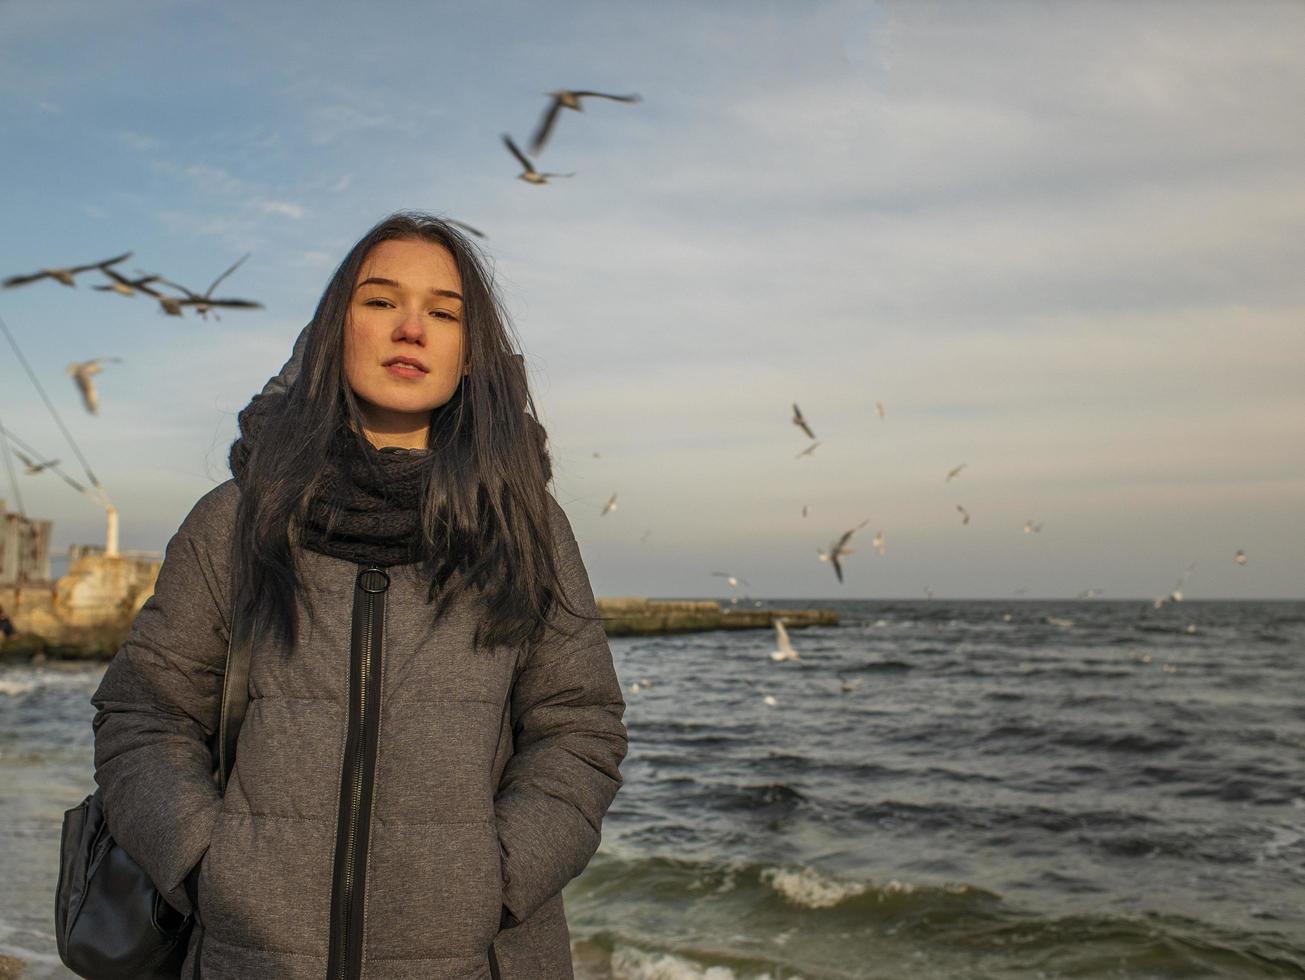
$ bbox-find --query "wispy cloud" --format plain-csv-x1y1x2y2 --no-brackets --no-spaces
260,200,305,219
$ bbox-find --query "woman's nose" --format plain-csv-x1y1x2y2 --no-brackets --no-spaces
392,307,426,340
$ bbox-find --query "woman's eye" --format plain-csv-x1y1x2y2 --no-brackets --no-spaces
431,310,457,320
363,298,392,308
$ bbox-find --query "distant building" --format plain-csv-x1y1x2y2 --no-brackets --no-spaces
0,499,52,585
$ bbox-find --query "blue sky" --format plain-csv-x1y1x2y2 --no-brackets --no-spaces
1,1,1302,599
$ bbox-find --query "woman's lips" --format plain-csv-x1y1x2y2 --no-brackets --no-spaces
385,363,427,379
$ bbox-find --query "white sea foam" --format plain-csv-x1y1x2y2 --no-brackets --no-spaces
0,665,104,698
760,865,869,908
1256,824,1304,862
609,944,795,980
0,678,39,697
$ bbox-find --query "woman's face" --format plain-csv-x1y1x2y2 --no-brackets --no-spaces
344,237,467,448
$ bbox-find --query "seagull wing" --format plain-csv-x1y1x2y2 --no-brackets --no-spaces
96,266,133,287
571,91,642,103
208,298,264,309
2,270,53,288
205,253,251,298
446,219,486,239
157,278,202,300
131,277,165,298
69,252,132,275
502,133,535,171
833,519,868,554
529,97,565,155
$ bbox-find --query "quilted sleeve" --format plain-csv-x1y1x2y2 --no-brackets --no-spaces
493,494,629,925
89,482,238,917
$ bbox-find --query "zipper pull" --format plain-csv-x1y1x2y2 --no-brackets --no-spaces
357,566,391,594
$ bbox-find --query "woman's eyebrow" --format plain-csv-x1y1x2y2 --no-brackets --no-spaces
355,276,462,301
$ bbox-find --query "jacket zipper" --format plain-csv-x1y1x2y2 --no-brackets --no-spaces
326,564,389,980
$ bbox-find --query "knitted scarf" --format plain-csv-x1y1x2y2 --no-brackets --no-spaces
229,392,431,568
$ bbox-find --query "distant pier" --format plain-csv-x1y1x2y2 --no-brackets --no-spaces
596,597,837,636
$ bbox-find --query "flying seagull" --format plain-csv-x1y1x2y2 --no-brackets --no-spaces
14,450,60,475
818,518,869,583
872,529,885,555
791,402,816,440
529,90,643,155
67,358,123,415
600,492,618,516
1023,519,1043,534
770,618,800,662
158,254,263,320
795,440,820,459
874,400,885,420
1234,549,1247,566
711,572,752,590
3,252,131,289
956,504,971,525
502,134,574,185
945,463,967,483
93,266,166,297
94,268,183,315
837,674,863,693
1171,561,1197,603
801,505,809,518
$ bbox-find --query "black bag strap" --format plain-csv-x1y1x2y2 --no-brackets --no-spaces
217,589,254,794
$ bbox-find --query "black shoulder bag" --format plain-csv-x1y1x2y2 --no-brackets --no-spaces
54,594,255,979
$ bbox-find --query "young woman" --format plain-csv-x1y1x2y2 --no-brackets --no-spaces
90,211,629,979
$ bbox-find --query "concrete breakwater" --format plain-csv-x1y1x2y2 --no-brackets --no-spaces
595,597,837,636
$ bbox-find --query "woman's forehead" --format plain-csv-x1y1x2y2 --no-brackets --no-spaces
355,238,461,291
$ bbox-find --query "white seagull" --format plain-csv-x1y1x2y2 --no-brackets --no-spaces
770,618,800,662
15,450,60,475
67,357,122,415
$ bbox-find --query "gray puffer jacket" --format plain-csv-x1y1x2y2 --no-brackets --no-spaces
89,474,628,978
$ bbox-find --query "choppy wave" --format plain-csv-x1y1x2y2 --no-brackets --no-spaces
568,850,1305,978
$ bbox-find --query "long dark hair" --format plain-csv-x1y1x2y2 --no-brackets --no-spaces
232,210,578,652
